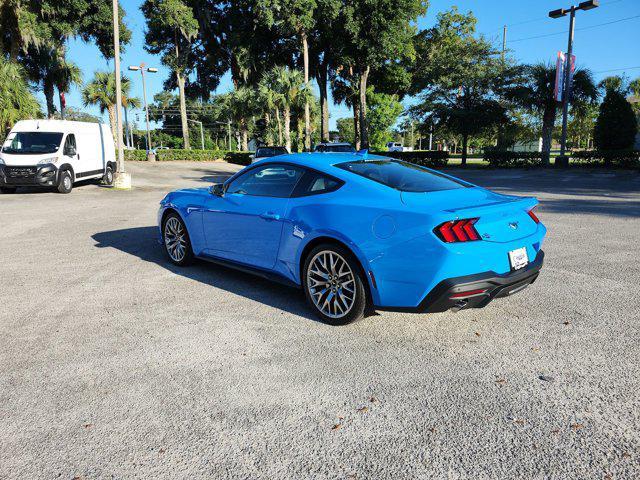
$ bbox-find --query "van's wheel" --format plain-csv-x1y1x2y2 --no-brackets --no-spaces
0,187,17,194
57,170,73,194
303,244,367,325
103,166,114,186
162,212,194,266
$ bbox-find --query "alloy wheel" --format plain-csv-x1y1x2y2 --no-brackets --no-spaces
306,250,356,319
164,217,187,262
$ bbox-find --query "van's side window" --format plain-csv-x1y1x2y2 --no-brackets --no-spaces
63,134,76,156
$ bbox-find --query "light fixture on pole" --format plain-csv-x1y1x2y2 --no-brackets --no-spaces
128,64,157,157
549,0,599,166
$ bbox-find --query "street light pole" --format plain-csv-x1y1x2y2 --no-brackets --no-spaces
549,0,599,164
111,0,128,188
128,64,157,157
187,119,205,150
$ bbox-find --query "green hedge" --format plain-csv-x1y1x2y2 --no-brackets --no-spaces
483,151,544,168
570,150,639,168
373,150,449,168
124,148,227,162
224,151,254,166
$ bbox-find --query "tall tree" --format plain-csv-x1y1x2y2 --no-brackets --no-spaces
338,0,426,148
410,8,510,164
143,0,199,150
267,66,309,152
506,63,597,164
81,71,140,144
0,58,40,138
594,80,637,150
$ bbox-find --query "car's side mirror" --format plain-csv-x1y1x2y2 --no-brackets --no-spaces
210,183,225,197
65,146,76,156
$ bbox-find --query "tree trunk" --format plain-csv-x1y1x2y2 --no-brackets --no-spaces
353,102,361,150
44,80,56,118
275,108,283,146
358,65,370,149
318,58,330,142
541,106,556,166
265,112,272,145
241,127,248,151
302,32,311,151
461,133,468,166
177,72,191,150
284,105,291,152
107,106,117,144
58,90,65,120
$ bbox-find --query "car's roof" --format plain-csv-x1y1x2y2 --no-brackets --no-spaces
261,152,388,171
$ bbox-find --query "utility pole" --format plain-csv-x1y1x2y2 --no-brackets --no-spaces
188,119,205,150
502,25,507,61
111,0,130,189
128,64,157,157
227,119,232,151
549,0,599,165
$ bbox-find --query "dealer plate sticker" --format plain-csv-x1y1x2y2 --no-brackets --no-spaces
509,247,529,270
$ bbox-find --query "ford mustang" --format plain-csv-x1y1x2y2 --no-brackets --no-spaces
158,152,546,324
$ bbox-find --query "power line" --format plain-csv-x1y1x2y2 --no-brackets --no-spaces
509,13,640,43
593,66,640,73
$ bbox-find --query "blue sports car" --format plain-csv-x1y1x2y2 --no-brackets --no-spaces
158,152,546,324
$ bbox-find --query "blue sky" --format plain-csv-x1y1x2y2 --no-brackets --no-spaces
56,0,640,131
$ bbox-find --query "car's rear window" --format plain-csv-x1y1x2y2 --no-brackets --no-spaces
337,160,468,192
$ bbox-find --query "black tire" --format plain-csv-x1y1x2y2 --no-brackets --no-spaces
162,212,194,266
57,169,73,194
0,187,17,194
103,165,114,186
302,244,367,325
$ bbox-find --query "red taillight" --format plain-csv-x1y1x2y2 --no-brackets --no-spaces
527,206,540,224
449,288,488,299
435,218,481,243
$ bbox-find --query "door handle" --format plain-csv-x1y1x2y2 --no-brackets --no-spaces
260,212,280,221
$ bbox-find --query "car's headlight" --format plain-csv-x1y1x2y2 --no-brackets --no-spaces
37,157,59,165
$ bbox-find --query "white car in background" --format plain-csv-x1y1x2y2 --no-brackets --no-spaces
386,142,413,152
0,119,116,194
251,146,289,163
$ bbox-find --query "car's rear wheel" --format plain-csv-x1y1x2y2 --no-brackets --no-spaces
103,165,114,186
162,212,194,266
303,244,367,325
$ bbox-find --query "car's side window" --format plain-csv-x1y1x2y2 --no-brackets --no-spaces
63,134,76,156
226,164,305,198
291,170,344,197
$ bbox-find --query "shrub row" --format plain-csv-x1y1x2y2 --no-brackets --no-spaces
483,151,544,168
570,150,639,168
124,148,227,162
374,150,449,168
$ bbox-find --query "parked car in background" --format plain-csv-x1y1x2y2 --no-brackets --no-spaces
314,142,356,153
158,152,546,325
251,146,289,163
386,142,413,152
0,119,116,194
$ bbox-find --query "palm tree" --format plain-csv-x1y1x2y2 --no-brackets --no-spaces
53,58,82,120
0,58,41,138
81,71,140,143
506,63,597,165
259,69,285,145
270,67,308,152
225,87,257,151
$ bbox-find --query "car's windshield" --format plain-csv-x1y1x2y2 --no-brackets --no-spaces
2,132,64,155
256,147,287,157
337,160,468,192
324,144,355,153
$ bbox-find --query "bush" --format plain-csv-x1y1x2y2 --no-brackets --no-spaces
224,151,254,166
373,150,449,168
483,151,544,168
123,149,227,162
594,90,638,150
570,150,639,168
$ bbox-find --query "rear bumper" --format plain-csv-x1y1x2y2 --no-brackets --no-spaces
0,164,58,187
379,250,544,313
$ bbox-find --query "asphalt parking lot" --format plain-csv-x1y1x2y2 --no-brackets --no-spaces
1,161,639,479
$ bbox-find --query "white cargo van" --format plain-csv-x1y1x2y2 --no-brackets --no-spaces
0,119,116,194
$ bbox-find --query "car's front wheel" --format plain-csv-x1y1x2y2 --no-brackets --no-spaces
303,244,367,325
162,212,194,266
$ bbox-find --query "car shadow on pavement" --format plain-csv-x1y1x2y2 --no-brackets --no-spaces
92,226,319,322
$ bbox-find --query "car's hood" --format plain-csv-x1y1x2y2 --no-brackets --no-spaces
0,152,61,166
